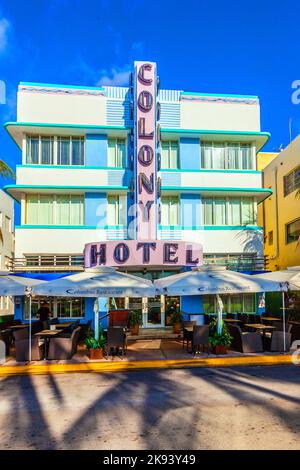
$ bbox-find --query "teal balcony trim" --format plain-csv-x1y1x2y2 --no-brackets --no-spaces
161,128,270,138
5,121,130,131
15,225,127,230
4,184,129,191
161,186,272,194
16,164,128,171
19,81,105,91
160,168,262,175
158,225,263,231
180,91,258,99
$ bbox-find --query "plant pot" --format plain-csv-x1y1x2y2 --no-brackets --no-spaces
89,348,104,360
173,322,182,334
212,345,228,355
130,325,139,335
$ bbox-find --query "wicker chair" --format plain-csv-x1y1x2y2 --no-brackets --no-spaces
13,328,45,362
47,327,81,360
182,321,197,350
227,323,263,353
191,325,210,354
106,327,127,358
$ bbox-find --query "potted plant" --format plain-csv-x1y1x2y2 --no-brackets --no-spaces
170,310,183,334
209,318,232,355
128,310,141,335
85,328,106,360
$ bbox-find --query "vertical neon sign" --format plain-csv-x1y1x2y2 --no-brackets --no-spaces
134,61,157,240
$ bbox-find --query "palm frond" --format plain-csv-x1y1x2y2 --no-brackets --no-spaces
0,160,15,179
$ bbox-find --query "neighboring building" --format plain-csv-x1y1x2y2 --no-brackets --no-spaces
257,151,278,171
4,61,271,327
0,189,14,317
258,136,300,271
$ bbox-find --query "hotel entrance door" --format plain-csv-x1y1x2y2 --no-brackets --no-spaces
128,296,165,328
143,295,165,328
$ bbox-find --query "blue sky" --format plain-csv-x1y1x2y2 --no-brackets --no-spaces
0,0,300,222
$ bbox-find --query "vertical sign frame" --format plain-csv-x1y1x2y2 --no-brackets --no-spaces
134,61,157,240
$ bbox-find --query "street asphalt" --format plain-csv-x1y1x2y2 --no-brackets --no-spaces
0,365,300,450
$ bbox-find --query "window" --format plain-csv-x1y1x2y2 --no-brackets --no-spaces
107,195,126,226
268,230,274,245
161,141,179,169
203,293,256,314
24,297,84,319
0,296,10,311
108,139,126,167
283,165,300,196
202,197,256,226
161,196,180,226
286,218,300,244
201,142,253,170
25,194,84,226
26,136,54,165
57,137,84,165
4,216,11,232
26,135,85,166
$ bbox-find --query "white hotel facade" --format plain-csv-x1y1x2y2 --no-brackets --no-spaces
4,61,271,326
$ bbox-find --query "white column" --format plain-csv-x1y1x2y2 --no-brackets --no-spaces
22,136,27,165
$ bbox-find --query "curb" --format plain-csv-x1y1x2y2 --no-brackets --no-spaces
0,354,295,376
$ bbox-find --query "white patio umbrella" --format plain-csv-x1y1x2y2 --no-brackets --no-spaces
253,267,300,351
0,273,46,361
0,273,44,296
254,267,300,290
155,266,286,339
33,267,157,297
154,265,286,296
33,267,157,342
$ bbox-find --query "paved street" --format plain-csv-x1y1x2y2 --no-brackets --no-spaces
0,365,300,450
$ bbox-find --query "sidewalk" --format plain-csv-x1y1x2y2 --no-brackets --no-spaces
0,338,295,376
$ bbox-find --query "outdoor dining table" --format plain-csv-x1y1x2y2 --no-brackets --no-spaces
51,322,73,329
261,316,282,322
7,324,28,331
245,323,276,350
34,329,61,359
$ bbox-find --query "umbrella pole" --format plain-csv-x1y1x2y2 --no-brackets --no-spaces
94,298,99,341
29,295,32,362
282,291,286,352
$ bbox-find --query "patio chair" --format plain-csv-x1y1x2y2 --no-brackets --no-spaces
182,321,197,350
56,320,80,338
106,327,127,358
78,320,92,341
265,330,292,352
290,322,300,343
47,327,81,360
191,325,210,355
13,328,45,362
227,323,263,353
0,329,11,356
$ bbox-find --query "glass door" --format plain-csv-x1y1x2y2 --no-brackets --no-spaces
145,295,165,328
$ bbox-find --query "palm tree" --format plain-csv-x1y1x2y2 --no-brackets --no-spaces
0,159,14,179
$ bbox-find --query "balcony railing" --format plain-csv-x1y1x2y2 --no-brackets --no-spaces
204,254,269,272
11,255,84,272
7,253,270,273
